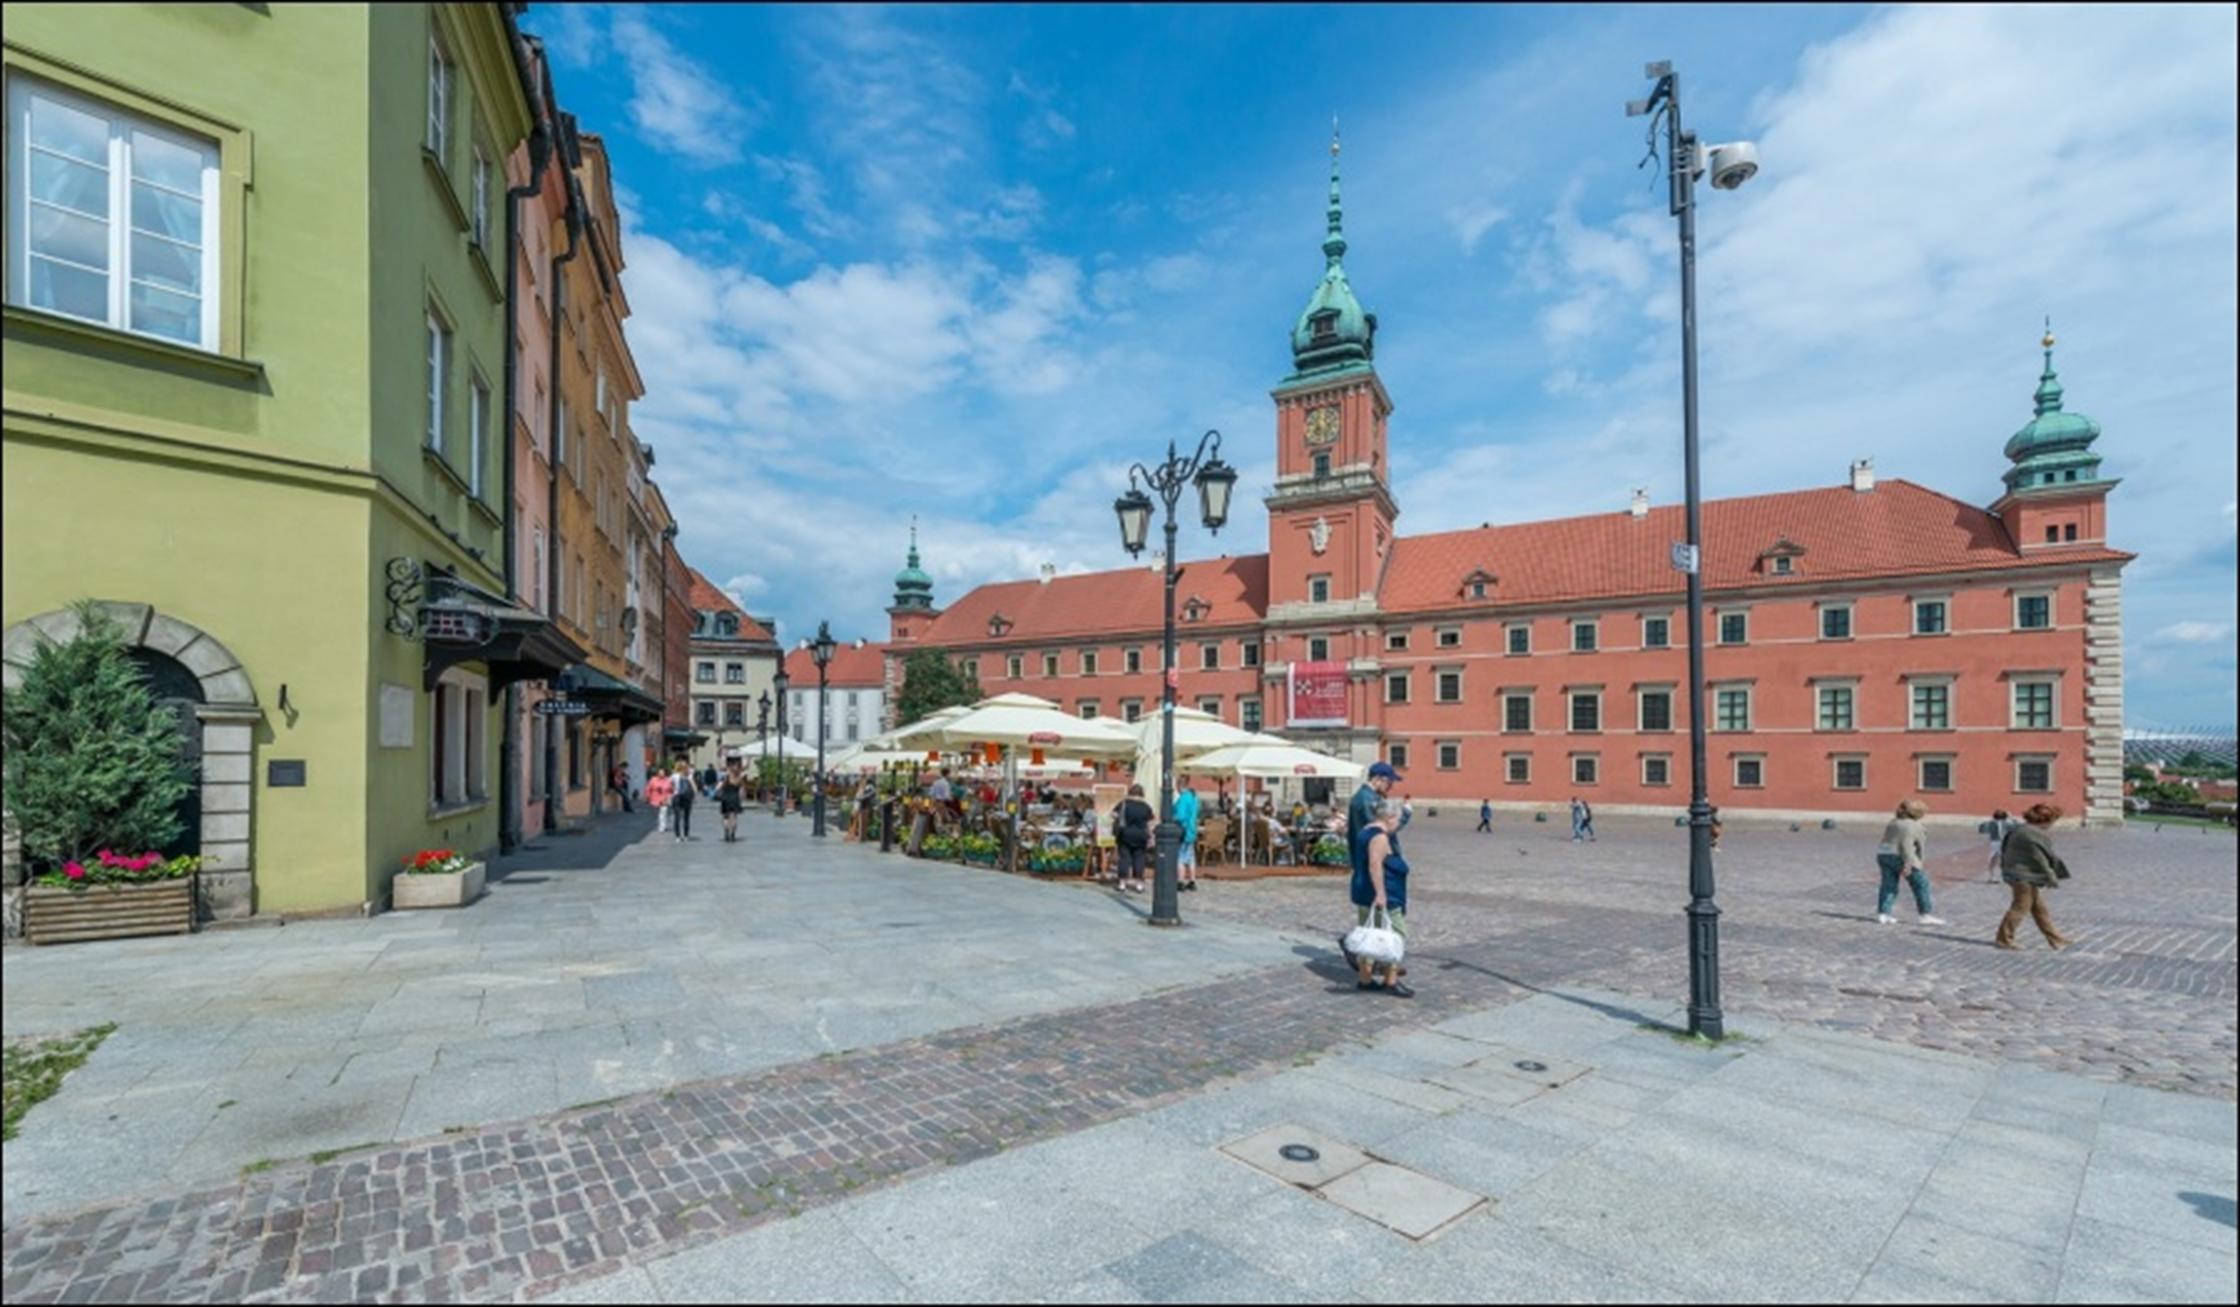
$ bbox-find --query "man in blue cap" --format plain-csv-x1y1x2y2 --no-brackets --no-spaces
1342,760,1405,970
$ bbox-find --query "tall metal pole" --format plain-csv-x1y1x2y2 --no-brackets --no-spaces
1662,68,1725,1041
1151,453,1182,927
775,691,789,816
813,661,830,836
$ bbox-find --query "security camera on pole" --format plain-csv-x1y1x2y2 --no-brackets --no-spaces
1627,60,1759,1041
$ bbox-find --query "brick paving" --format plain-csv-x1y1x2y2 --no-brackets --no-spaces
1187,813,2238,1098
0,925,1612,1305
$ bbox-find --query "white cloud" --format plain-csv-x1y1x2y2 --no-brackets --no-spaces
2155,621,2234,646
610,11,752,167
1449,202,1508,253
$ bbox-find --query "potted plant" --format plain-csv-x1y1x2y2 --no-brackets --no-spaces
919,832,956,860
961,832,1001,865
23,851,200,944
391,847,486,909
1309,835,1349,867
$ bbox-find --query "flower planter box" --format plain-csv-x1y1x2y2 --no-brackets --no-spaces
24,878,195,945
392,861,486,910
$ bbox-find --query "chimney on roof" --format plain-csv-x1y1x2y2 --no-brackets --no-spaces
1850,458,1876,492
1629,488,1649,518
1038,562,1056,585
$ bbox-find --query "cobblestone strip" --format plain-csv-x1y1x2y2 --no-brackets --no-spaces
0,939,1565,1305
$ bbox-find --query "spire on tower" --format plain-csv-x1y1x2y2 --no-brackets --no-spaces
1324,116,1347,268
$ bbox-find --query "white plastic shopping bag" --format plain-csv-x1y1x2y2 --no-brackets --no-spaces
1344,905,1406,968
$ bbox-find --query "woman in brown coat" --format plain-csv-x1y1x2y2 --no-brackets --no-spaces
1996,802,2074,950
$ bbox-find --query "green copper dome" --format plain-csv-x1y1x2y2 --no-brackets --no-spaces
2002,328,2105,493
1287,128,1376,381
892,519,935,610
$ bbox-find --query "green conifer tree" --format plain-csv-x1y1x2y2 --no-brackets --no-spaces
2,603,193,870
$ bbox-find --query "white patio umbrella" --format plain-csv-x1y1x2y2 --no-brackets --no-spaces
1130,707,1277,817
932,693,1139,759
826,745,926,775
1175,739,1363,867
874,705,973,752
729,733,820,762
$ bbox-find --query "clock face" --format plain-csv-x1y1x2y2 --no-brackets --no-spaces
1304,404,1340,447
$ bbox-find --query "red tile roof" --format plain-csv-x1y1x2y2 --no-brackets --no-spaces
783,640,889,687
920,554,1269,645
1383,480,2126,612
686,568,775,641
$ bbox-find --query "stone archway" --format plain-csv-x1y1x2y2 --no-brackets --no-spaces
2,601,260,934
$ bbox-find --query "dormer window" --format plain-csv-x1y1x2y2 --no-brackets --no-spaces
1309,310,1339,343
1182,597,1211,623
987,613,1013,638
1757,538,1806,577
1771,556,1793,575
715,613,738,636
1458,568,1498,601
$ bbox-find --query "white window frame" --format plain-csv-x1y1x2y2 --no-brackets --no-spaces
1567,688,1602,733
1637,685,1675,734
1912,596,1950,636
1308,575,1331,604
1717,609,1749,646
1713,684,1752,733
1732,754,1766,789
1078,699,1099,720
1641,753,1672,787
1081,649,1099,676
1571,619,1598,653
1641,614,1671,649
1571,754,1599,785
1832,756,1868,791
1042,652,1059,677
1006,654,1023,679
1918,756,1955,793
1819,603,1854,641
1307,636,1331,662
2013,590,2055,631
467,369,490,497
431,667,486,809
1125,648,1142,673
1197,696,1222,717
1507,623,1532,655
1436,626,1463,648
1122,699,1143,723
1435,667,1463,703
1239,697,1263,733
1437,740,1461,771
1770,554,1795,576
8,76,223,351
1241,641,1262,669
426,36,452,161
1389,742,1411,771
1816,682,1857,732
1385,671,1411,705
2014,755,2055,794
425,307,451,453
1502,691,1533,734
1505,753,1531,784
1386,630,1410,651
470,145,490,247
2010,677,2059,730
1909,677,1954,731
1200,642,1220,670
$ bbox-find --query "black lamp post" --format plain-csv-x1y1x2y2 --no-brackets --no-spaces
1114,429,1238,927
1628,61,1757,1041
757,692,772,809
772,665,791,815
810,621,837,837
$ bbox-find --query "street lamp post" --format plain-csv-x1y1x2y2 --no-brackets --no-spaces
757,693,772,809
1628,61,1758,1041
810,622,837,837
1114,430,1239,927
772,666,792,816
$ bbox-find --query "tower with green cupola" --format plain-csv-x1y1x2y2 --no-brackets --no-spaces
886,518,940,644
1994,325,2117,552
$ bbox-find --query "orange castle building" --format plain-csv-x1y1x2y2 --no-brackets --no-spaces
884,143,2129,825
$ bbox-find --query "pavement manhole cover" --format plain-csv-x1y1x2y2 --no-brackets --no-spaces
1514,1060,1548,1073
1279,1144,1322,1163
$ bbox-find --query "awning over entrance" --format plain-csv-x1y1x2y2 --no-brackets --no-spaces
557,663,664,726
421,602,585,692
664,725,708,748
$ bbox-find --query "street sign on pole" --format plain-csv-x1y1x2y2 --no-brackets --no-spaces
1669,542,1700,575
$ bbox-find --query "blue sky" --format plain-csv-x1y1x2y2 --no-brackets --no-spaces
528,4,2237,728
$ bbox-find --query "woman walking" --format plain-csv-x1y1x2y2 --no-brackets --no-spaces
647,766,674,835
1996,803,2074,950
1352,797,1414,998
1113,783,1155,893
1875,799,1946,926
719,760,747,843
669,762,695,841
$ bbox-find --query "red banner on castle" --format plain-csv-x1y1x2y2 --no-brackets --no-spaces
1288,660,1348,728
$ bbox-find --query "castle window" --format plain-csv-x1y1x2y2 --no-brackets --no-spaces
1771,555,1793,575
1312,452,1331,478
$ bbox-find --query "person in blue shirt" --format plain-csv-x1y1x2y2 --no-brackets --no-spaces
1477,799,1493,833
1173,785,1202,892
1351,797,1413,997
1343,762,1405,969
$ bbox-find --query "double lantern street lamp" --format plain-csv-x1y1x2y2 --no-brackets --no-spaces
1113,430,1239,927
1628,60,1759,1042
810,621,838,837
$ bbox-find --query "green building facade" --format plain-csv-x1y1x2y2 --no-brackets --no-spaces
2,4,548,924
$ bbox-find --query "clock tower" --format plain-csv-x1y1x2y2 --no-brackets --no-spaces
1265,127,1397,619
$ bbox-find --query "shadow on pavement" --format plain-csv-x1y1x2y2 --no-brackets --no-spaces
2181,1191,2237,1229
492,812,654,879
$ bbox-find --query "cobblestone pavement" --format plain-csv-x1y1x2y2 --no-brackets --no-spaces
0,929,1588,1304
1188,810,2238,1098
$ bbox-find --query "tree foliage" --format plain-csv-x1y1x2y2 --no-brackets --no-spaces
2,603,194,870
895,649,982,726
2133,779,2204,808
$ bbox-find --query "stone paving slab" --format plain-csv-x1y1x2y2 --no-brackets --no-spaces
1315,1162,1484,1241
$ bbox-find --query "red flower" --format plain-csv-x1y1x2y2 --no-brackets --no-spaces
64,862,86,880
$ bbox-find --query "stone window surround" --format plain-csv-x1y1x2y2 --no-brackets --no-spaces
1635,683,1676,733
1732,752,1767,788
1831,754,1868,791
2012,586,2056,630
1640,752,1672,786
1916,753,1957,793
1505,752,1531,783
2013,753,2056,794
1818,600,1855,640
3,602,259,933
